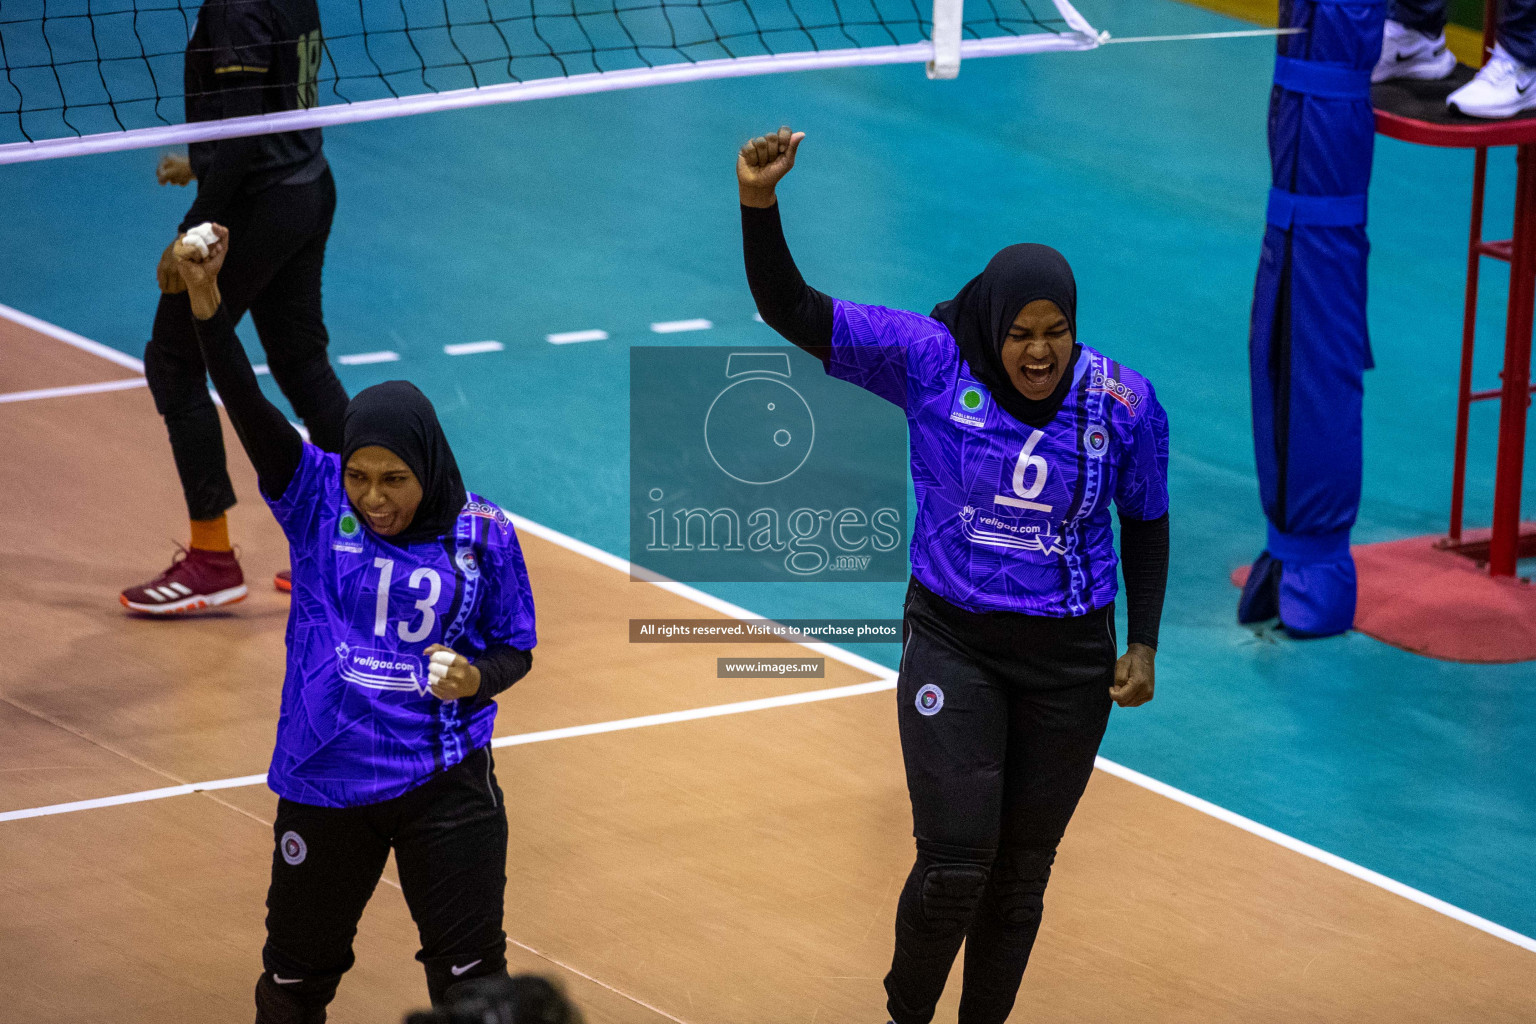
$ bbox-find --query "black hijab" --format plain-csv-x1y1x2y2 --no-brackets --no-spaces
342,380,467,545
930,243,1082,428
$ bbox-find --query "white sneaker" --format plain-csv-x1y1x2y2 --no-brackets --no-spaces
1448,43,1536,118
1372,19,1457,83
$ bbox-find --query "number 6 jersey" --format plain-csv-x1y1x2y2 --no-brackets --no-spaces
830,300,1170,618
265,444,538,807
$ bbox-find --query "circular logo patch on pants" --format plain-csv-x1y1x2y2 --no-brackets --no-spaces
280,830,307,866
915,684,944,716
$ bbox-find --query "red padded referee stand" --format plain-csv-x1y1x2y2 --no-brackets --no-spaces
1235,15,1536,662
1374,12,1536,577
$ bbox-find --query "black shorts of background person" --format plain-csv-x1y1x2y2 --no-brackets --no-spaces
887,579,1114,1024
256,747,511,1024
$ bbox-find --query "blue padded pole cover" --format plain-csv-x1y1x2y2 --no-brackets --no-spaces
1240,0,1385,637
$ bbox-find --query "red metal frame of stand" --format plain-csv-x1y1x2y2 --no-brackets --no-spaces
1374,9,1536,577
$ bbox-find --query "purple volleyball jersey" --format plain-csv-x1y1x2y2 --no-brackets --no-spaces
265,443,537,807
830,300,1169,617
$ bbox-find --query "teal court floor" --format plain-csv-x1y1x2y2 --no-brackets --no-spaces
2,0,1534,952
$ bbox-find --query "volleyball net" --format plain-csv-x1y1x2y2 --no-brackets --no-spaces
0,0,1102,163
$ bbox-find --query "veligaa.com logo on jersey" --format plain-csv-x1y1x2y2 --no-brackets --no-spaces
334,643,431,696
629,347,908,583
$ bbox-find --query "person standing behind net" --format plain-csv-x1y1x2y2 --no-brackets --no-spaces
736,127,1170,1024
121,0,347,613
171,224,536,1021
1373,0,1536,118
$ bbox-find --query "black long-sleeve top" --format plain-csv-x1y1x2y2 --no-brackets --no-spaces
179,0,328,232
742,202,1170,649
189,304,530,701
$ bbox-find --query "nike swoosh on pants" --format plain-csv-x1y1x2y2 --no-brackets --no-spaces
450,959,483,976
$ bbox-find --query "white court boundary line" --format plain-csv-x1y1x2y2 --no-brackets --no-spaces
3,307,1534,961
0,301,145,371
0,377,148,404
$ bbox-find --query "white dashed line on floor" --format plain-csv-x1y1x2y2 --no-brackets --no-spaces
546,329,609,345
650,319,713,334
337,351,401,365
444,340,504,356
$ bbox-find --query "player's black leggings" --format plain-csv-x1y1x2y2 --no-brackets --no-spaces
254,745,509,1024
886,579,1115,1024
145,168,347,522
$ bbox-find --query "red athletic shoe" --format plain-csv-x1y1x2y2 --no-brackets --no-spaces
120,545,247,615
275,569,292,593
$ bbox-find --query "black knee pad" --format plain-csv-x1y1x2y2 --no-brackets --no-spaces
254,969,342,1024
422,948,509,1006
918,862,991,935
989,848,1056,925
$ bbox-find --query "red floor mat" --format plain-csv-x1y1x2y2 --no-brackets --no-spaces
1231,532,1536,663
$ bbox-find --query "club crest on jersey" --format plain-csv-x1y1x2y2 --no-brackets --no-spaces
334,510,364,553
950,380,989,428
1084,423,1110,458
335,643,430,696
915,684,944,716
465,500,510,530
455,547,481,579
1087,370,1141,415
280,830,307,866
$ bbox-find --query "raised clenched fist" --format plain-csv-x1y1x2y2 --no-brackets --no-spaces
737,125,805,208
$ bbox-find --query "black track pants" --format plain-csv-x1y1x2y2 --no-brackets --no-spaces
253,746,509,1024
146,168,347,521
885,579,1115,1024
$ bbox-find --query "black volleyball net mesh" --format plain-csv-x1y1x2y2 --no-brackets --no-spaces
0,0,1098,158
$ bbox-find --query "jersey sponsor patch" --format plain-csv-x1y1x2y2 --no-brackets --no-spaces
280,830,307,866
334,510,364,553
464,500,510,529
915,683,944,716
949,379,989,428
455,547,481,579
334,643,430,696
1087,370,1141,415
959,509,1066,556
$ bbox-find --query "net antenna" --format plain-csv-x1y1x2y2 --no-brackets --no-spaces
0,0,1105,166
928,0,1100,79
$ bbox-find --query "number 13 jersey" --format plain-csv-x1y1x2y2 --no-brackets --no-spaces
830,300,1169,618
265,444,538,808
